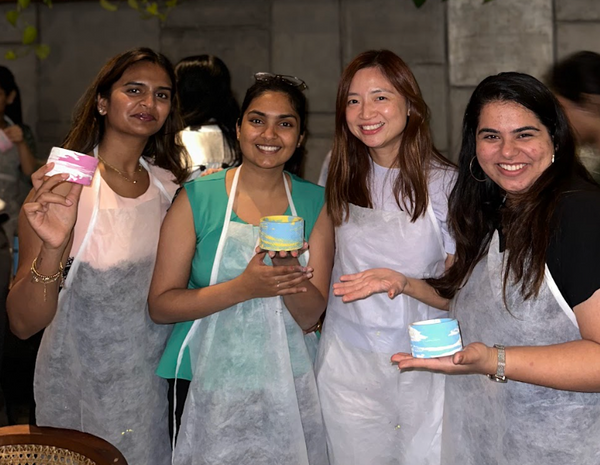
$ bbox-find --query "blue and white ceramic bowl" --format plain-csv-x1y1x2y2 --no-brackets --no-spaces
409,318,463,359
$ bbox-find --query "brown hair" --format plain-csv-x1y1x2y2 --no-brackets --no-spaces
62,47,189,184
326,49,452,226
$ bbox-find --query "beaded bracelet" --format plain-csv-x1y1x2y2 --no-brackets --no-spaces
31,257,64,302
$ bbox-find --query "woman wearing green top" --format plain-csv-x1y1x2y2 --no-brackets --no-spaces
149,73,333,464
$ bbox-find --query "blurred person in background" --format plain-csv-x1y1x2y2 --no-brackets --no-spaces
176,55,240,179
548,50,600,183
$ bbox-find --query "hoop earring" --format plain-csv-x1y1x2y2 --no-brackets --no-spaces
469,156,486,182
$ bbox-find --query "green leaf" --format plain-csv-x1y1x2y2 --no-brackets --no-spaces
157,12,167,22
413,0,427,7
35,43,51,59
165,0,177,7
127,0,139,10
43,0,53,8
99,0,118,12
145,2,159,15
22,25,37,45
4,50,17,60
5,10,19,26
17,0,31,10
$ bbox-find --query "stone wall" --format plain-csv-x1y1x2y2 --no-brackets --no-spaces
1,0,599,182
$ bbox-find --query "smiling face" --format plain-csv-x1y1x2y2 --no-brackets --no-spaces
345,66,409,164
476,100,554,195
98,61,172,140
236,90,303,170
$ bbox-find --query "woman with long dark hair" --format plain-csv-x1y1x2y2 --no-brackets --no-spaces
315,50,456,464
175,54,239,177
341,72,600,464
7,47,188,464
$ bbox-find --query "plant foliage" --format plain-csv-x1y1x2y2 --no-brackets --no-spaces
3,0,178,60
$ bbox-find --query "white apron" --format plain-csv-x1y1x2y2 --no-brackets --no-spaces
443,231,600,465
173,167,328,465
316,202,447,465
34,158,173,465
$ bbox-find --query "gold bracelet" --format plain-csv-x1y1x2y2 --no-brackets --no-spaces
31,257,64,302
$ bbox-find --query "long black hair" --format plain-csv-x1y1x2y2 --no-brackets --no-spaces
429,72,591,300
175,55,240,157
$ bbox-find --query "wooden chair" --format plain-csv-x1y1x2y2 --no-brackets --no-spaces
0,424,127,464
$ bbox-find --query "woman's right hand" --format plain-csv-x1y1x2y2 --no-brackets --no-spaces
22,163,83,250
239,250,313,299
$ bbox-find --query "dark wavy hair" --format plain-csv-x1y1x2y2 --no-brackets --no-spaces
62,47,189,184
326,49,453,226
0,66,23,125
236,78,307,175
175,55,240,158
429,72,592,300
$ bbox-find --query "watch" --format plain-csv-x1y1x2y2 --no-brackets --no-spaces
487,344,507,383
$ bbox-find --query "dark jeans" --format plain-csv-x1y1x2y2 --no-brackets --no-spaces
167,378,190,444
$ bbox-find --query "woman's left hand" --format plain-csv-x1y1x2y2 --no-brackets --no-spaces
391,342,496,376
3,125,24,144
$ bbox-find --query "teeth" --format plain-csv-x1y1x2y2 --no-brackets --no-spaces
361,123,384,131
256,145,280,152
499,163,526,171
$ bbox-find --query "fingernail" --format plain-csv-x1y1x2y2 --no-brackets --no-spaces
61,173,69,179
66,199,73,206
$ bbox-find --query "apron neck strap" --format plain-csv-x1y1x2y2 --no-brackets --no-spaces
209,167,296,285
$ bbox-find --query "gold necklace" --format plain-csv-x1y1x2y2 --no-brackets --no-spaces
98,155,143,184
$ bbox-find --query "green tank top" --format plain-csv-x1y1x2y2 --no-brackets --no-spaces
156,169,325,380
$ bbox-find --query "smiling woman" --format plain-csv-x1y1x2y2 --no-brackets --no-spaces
315,49,456,465
355,72,600,464
475,100,555,194
6,47,188,465
149,75,333,464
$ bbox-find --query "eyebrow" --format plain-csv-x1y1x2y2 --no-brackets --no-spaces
247,110,298,120
477,126,541,135
348,88,395,97
123,81,172,91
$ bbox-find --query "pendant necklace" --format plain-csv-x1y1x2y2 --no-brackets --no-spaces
98,155,143,184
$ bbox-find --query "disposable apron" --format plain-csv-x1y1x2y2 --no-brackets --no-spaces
443,231,600,465
316,202,447,465
173,167,328,465
34,158,173,465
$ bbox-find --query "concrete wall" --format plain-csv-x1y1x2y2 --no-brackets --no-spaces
1,0,599,182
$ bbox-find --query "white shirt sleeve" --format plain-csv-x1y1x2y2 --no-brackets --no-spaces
427,165,457,256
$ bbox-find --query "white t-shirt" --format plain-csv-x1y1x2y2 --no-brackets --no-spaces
368,160,456,255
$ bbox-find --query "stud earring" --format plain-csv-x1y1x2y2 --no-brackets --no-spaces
407,109,411,117
552,153,555,164
98,108,106,115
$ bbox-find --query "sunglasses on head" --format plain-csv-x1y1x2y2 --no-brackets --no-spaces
253,72,308,91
